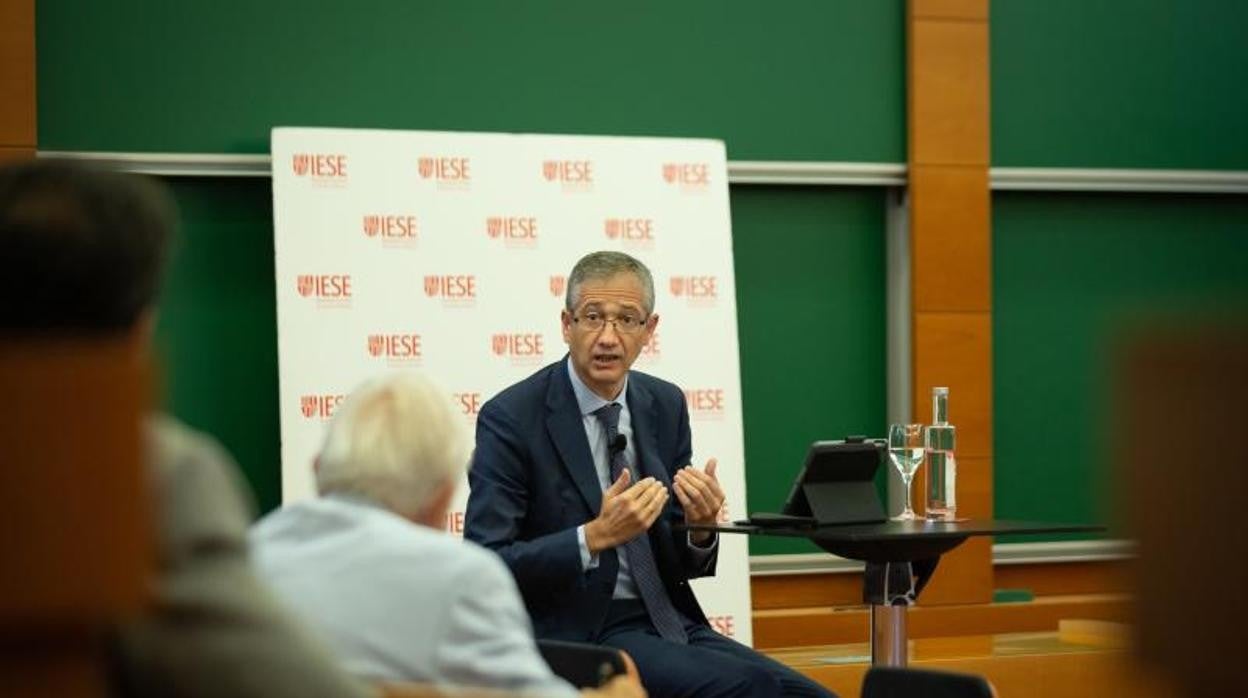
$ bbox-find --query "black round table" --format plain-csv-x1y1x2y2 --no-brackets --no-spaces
684,519,1104,666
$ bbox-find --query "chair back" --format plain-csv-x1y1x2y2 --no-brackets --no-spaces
861,666,996,698
0,336,153,696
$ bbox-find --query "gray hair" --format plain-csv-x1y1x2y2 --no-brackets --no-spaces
316,372,468,517
565,250,655,315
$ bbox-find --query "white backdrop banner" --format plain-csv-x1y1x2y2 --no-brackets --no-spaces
271,127,752,644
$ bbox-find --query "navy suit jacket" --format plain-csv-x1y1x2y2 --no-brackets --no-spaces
465,359,716,642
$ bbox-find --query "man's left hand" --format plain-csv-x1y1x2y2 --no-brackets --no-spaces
673,459,725,545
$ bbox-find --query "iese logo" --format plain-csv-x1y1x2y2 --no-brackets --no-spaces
604,218,655,249
453,392,482,421
444,510,465,536
292,154,348,185
424,274,477,305
367,333,422,364
662,162,710,191
542,160,594,192
362,214,418,247
300,394,345,420
669,275,718,306
707,615,736,638
491,333,545,365
296,274,353,308
549,275,566,298
684,388,726,420
418,156,472,190
486,217,538,248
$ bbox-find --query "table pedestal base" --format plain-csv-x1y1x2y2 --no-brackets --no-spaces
870,604,908,666
864,561,922,666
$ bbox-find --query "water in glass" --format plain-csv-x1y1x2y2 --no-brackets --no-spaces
888,423,924,520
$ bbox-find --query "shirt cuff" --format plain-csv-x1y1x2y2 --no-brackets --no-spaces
577,525,599,571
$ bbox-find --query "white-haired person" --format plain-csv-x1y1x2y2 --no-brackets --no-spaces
250,372,644,698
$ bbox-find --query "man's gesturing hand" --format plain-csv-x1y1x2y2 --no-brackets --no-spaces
673,459,725,545
584,470,669,555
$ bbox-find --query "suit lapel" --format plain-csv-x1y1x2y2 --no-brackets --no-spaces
546,363,603,514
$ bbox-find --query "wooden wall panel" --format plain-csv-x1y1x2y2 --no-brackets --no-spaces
918,537,993,605
752,573,863,610
751,558,1130,615
909,19,989,166
907,0,992,606
0,0,35,148
912,313,993,457
911,166,991,311
753,592,1131,648
996,560,1132,597
911,0,989,21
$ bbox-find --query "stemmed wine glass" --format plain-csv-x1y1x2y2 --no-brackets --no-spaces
888,423,925,521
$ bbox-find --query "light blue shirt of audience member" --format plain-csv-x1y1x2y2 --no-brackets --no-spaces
251,494,577,697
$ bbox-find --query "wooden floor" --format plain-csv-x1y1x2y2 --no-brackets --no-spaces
769,631,1178,698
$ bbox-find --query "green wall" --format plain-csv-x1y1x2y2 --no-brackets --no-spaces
37,1,905,162
155,179,281,511
734,187,887,555
989,0,1248,536
993,191,1248,535
992,0,1248,169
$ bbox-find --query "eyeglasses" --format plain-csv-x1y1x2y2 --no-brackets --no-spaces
571,310,649,335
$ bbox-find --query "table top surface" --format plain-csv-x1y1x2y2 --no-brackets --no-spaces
684,518,1104,542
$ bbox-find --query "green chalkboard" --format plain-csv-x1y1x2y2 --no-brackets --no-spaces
36,1,904,163
993,191,1248,538
992,0,1248,169
154,179,891,543
733,186,888,555
155,179,281,512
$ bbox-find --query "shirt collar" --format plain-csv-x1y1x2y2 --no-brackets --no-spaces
565,356,628,417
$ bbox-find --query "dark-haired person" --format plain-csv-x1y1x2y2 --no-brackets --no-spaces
465,251,836,698
0,159,372,698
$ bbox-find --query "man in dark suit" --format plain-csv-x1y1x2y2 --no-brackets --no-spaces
466,251,835,698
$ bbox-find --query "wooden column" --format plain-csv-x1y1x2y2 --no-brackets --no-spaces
0,0,36,162
907,0,993,605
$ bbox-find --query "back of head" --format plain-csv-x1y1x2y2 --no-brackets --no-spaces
0,159,175,334
316,372,469,520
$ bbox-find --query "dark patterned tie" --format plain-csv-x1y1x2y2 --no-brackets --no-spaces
593,402,688,644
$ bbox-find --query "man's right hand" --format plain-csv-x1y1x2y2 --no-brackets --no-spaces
583,470,668,555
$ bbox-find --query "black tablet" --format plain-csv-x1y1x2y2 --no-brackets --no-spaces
779,438,887,525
